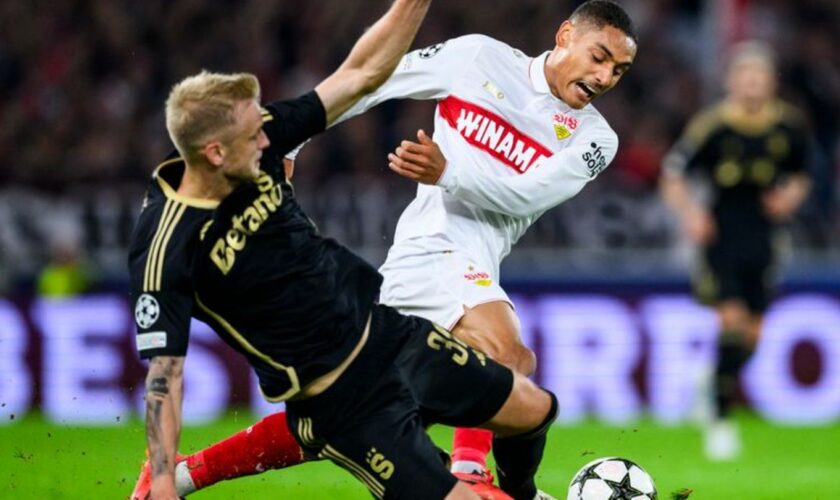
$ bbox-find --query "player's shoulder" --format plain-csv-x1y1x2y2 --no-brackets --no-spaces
431,34,516,59
577,105,618,145
683,103,727,144
450,34,524,58
129,156,217,292
774,99,808,129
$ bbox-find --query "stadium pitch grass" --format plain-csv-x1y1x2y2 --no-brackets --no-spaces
2,411,838,499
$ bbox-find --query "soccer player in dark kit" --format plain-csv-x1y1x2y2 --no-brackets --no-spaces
128,1,558,498
661,40,812,461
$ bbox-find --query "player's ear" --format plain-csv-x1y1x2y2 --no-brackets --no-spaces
202,141,226,168
555,20,574,48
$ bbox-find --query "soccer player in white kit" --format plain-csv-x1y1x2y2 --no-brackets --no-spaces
339,0,637,486
131,2,637,498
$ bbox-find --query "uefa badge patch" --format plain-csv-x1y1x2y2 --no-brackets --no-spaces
135,293,160,329
553,112,579,140
418,42,445,59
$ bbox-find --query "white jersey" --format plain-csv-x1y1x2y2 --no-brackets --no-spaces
341,34,618,282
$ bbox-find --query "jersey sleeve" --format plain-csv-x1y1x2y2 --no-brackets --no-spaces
131,288,194,359
662,107,721,177
262,91,327,156
128,201,197,360
334,35,487,125
437,121,618,218
778,106,811,177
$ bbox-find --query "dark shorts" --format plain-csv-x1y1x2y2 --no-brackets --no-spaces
286,304,513,499
693,245,777,313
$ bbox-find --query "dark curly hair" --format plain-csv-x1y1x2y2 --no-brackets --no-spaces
571,1,637,44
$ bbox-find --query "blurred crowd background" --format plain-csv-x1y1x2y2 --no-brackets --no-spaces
1,0,839,294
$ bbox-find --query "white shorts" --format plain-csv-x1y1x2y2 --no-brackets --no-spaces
379,244,512,329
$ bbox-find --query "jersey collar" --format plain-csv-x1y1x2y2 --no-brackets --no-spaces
529,52,552,95
154,158,220,210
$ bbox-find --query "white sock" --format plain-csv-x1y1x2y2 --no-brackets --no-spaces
174,461,197,496
451,460,485,474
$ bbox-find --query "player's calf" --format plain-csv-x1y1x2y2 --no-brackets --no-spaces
481,372,558,500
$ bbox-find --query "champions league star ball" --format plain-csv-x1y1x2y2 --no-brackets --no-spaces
567,457,657,500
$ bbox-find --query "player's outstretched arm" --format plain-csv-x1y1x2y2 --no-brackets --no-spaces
144,355,185,499
315,0,431,125
390,129,612,218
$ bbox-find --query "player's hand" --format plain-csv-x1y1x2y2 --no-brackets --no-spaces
388,129,447,185
684,209,716,245
762,189,796,221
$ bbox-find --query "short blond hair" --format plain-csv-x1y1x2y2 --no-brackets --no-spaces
728,40,776,73
165,70,261,162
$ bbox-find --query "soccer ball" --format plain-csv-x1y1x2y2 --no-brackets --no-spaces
567,457,657,500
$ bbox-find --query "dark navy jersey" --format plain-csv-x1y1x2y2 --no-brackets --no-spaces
192,92,383,401
665,99,810,253
128,156,217,359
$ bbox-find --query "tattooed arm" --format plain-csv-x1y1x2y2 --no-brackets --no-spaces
145,355,185,499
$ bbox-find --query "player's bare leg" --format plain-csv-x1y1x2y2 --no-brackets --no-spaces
131,412,305,498
449,300,536,483
705,299,756,460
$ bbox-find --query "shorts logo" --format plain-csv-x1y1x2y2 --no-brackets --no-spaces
582,141,608,178
464,266,492,287
418,42,445,59
136,331,167,351
135,294,160,329
365,448,395,480
553,112,579,140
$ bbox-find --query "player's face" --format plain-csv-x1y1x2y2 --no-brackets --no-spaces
222,99,270,184
726,59,776,107
546,20,636,109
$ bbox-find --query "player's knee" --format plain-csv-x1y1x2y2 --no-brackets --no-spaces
491,374,555,437
516,346,537,377
519,388,557,438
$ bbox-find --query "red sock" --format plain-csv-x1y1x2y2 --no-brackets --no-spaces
451,427,493,470
186,411,305,489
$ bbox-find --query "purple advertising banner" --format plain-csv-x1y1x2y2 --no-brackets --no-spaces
1,291,839,426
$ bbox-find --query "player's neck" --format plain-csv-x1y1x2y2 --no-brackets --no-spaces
729,97,773,117
178,162,235,202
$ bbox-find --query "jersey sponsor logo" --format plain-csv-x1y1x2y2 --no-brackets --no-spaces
259,107,274,123
552,112,579,140
136,331,167,351
210,171,284,275
135,293,160,328
582,141,608,178
438,95,552,174
418,42,445,59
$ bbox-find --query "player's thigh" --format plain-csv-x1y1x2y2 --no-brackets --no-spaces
325,412,458,500
390,308,514,428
